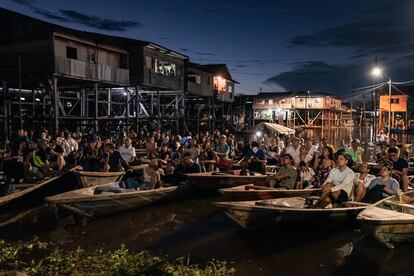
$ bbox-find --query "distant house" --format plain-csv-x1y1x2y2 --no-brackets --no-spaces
253,91,345,127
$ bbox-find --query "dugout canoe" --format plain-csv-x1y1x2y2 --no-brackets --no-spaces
357,191,414,248
75,171,125,187
0,167,80,211
214,198,368,230
218,184,321,201
186,170,268,192
46,184,177,217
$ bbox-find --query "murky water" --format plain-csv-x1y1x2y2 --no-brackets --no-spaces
1,195,414,276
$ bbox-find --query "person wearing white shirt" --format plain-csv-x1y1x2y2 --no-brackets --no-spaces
284,137,301,165
353,162,376,201
119,138,136,164
315,152,355,208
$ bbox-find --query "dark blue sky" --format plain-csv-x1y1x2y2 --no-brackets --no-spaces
3,0,414,97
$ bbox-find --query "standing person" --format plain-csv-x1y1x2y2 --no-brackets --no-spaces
268,154,297,189
353,162,376,202
363,161,399,203
214,135,232,171
347,139,364,163
314,152,355,208
119,138,137,165
388,147,409,192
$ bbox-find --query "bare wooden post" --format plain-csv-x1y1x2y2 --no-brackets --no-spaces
2,81,9,138
94,83,99,133
135,85,139,131
52,77,59,132
125,87,130,131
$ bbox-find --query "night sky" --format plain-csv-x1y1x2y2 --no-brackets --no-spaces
3,0,414,97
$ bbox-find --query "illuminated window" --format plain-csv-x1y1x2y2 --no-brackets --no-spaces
214,76,227,92
269,99,273,105
391,98,399,104
154,59,177,77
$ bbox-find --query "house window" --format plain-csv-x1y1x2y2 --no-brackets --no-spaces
391,98,400,104
66,46,77,60
119,54,128,69
269,99,273,105
188,73,201,84
154,59,176,77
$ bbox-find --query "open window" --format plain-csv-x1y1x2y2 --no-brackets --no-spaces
66,46,78,60
188,72,201,84
154,59,176,77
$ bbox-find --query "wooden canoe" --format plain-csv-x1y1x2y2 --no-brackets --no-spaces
75,171,125,187
46,184,177,217
0,167,81,211
357,191,414,248
218,184,321,201
186,170,268,192
214,198,368,230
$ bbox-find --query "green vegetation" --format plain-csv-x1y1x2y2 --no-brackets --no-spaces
0,238,235,275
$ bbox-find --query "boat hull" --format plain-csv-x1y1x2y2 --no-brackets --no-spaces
219,184,321,201
75,171,125,187
47,186,177,217
215,201,366,230
187,172,267,192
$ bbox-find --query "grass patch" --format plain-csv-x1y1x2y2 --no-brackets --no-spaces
0,238,235,275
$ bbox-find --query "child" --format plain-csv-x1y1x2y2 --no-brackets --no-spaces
298,161,315,189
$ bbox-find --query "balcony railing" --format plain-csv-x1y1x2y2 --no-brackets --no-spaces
55,56,129,84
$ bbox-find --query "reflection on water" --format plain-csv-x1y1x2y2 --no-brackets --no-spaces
2,196,413,276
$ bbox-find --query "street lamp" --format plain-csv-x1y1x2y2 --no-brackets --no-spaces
371,67,392,137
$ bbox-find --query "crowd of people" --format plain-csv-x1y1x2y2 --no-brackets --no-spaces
1,127,413,204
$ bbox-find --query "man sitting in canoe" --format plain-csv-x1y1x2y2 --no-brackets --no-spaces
362,161,399,203
241,141,267,174
314,152,355,208
353,162,376,202
102,143,129,172
268,154,297,189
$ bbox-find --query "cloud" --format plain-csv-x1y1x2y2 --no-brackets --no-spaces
288,0,414,57
180,48,215,56
265,54,414,96
12,0,141,31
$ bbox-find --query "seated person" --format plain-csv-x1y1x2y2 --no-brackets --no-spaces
118,138,137,165
315,152,355,208
182,153,201,174
268,154,297,189
242,141,267,174
199,141,217,172
26,138,49,180
3,141,28,183
142,162,162,189
311,158,333,188
161,162,180,186
298,161,315,189
101,143,129,172
388,147,409,192
214,135,232,171
47,139,66,170
363,161,399,203
353,162,376,202
376,144,389,163
81,136,103,172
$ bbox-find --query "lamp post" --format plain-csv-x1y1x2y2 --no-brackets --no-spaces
371,67,392,137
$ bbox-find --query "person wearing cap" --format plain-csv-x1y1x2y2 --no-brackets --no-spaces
314,152,355,208
353,162,376,201
346,139,364,163
388,147,409,192
268,154,297,189
363,161,399,203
